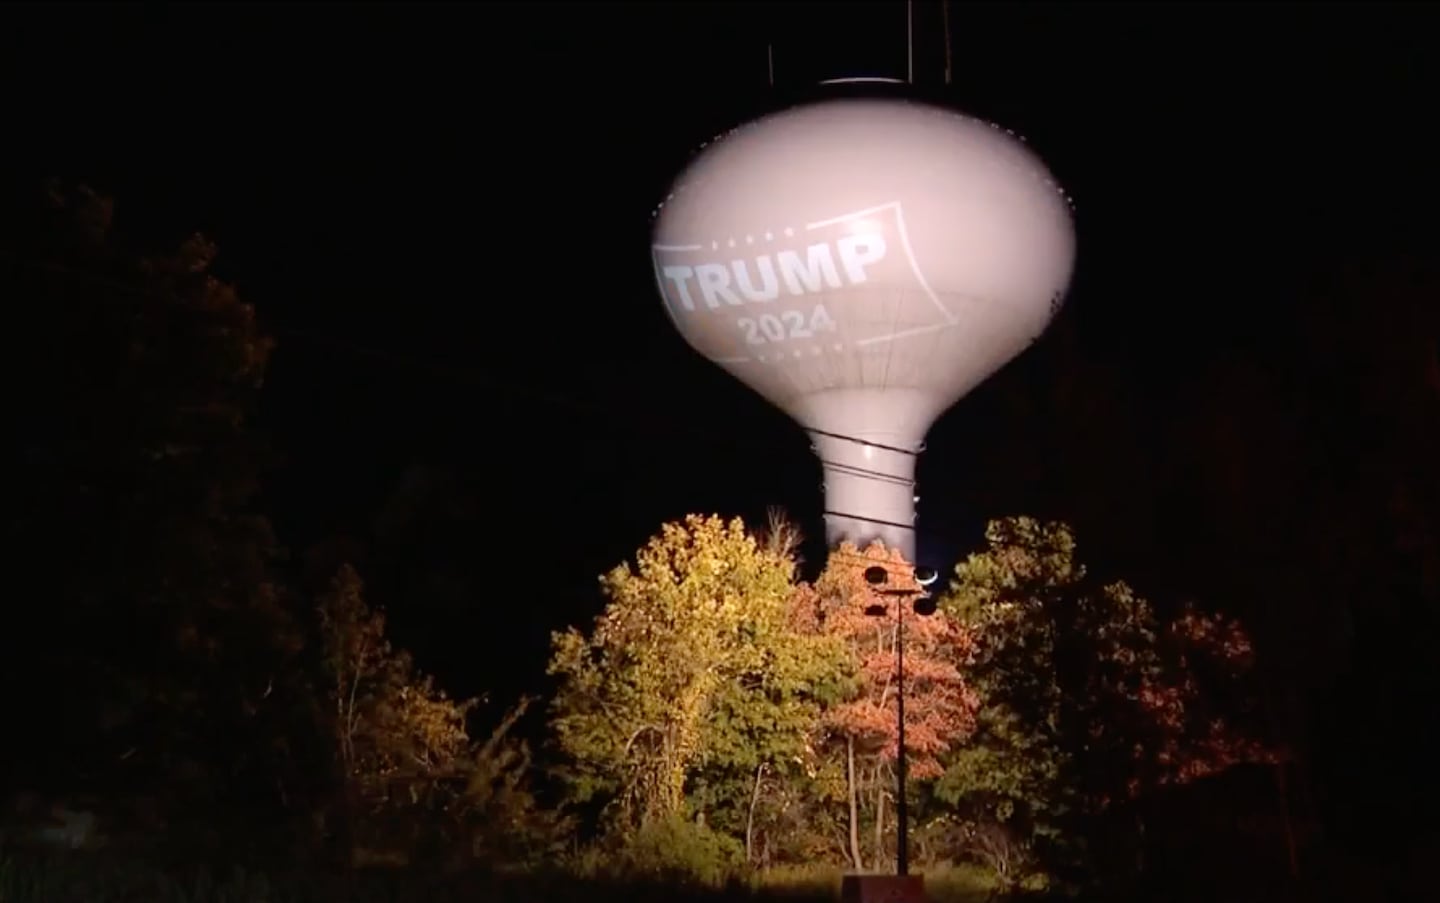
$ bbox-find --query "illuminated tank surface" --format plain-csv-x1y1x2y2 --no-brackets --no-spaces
652,97,1076,558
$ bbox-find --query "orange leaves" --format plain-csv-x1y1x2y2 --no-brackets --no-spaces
1170,605,1256,665
800,541,980,780
1095,601,1276,798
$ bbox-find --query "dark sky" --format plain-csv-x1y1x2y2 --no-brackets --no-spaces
5,1,1439,705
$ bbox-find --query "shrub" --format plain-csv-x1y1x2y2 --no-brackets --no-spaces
573,815,745,889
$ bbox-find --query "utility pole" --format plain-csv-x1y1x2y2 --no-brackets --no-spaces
862,563,940,877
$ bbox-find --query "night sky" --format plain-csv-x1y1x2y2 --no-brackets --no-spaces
6,1,1438,720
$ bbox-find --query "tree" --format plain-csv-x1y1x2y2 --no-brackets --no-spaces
315,562,564,869
453,695,572,869
547,514,849,861
791,542,979,871
2,182,313,858
316,564,479,864
938,516,1275,885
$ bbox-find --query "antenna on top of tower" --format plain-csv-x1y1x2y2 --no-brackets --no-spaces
906,0,915,84
941,0,953,85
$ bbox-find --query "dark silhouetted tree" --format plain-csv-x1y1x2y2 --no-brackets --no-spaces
939,516,1275,888
3,182,314,858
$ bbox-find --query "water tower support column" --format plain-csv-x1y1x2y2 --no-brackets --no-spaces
810,430,921,560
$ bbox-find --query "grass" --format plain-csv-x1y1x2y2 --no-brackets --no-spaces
751,862,1001,902
0,849,1012,903
0,850,1013,903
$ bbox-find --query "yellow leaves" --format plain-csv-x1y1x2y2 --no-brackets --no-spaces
317,563,482,809
552,512,847,828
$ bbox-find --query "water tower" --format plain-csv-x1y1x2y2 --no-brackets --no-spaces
650,78,1074,562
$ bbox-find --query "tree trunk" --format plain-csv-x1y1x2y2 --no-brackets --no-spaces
874,771,887,872
745,762,765,864
1275,761,1301,881
334,778,359,869
847,737,864,871
1134,811,1146,877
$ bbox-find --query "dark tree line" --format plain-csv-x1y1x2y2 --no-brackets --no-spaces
3,182,1437,900
1,183,551,869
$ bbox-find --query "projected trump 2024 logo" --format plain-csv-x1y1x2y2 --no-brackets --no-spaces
652,202,957,365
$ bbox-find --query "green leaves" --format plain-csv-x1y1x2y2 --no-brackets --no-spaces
546,512,1275,882
938,516,1275,883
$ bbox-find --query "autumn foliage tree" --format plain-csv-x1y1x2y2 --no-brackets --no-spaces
792,542,979,871
316,564,475,861
315,564,556,867
548,514,850,872
939,516,1276,884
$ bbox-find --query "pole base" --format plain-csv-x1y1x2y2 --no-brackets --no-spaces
839,873,926,903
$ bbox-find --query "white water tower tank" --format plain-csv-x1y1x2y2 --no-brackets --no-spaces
651,95,1075,559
